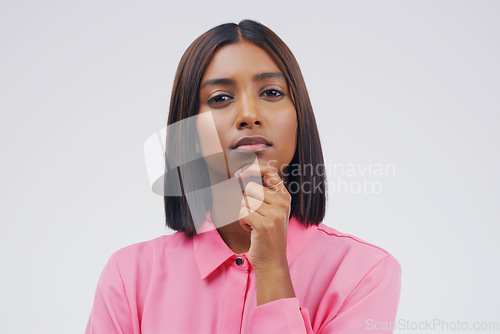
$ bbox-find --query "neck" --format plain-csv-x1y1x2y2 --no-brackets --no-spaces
216,220,251,255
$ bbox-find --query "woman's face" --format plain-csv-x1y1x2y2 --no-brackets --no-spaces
197,41,297,181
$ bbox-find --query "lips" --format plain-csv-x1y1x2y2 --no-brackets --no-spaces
231,135,272,149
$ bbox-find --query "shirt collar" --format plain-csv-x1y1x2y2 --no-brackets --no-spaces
193,211,317,280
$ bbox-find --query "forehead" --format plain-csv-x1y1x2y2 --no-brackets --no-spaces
202,41,282,80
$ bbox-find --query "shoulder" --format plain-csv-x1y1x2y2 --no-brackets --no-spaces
110,231,192,274
114,231,188,255
305,222,401,276
315,222,391,254
297,222,402,305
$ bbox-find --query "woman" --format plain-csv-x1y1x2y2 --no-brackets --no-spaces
85,19,401,333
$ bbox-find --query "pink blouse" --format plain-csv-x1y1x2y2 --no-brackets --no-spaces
85,215,401,333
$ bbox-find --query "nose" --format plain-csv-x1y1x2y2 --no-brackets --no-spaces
235,94,262,129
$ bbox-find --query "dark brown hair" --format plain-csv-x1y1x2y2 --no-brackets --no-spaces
164,19,327,237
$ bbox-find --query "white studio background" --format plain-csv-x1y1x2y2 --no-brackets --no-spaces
1,1,499,333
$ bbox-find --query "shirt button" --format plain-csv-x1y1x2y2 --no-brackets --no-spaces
235,257,243,265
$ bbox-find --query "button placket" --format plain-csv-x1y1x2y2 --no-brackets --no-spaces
220,255,251,333
231,255,249,271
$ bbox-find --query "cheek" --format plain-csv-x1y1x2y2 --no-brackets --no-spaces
283,109,298,145
196,112,224,155
275,108,298,162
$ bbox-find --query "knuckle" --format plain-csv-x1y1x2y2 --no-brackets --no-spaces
279,197,290,209
269,211,281,224
239,206,250,217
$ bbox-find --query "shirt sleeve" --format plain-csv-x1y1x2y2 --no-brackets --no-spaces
246,254,402,334
85,253,135,334
247,297,315,333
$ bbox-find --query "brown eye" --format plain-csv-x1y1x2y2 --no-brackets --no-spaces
261,89,284,97
208,94,233,105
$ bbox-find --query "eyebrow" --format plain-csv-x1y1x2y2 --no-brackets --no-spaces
200,72,285,89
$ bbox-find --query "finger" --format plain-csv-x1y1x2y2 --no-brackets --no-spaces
238,206,253,232
263,166,286,192
235,162,279,181
236,163,285,191
234,163,264,195
243,181,266,203
244,181,291,210
238,205,264,232
233,161,262,179
243,195,268,213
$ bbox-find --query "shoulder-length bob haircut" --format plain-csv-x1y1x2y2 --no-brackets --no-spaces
164,19,327,237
